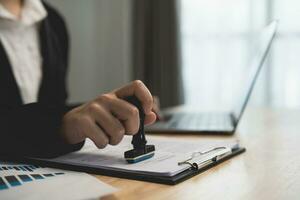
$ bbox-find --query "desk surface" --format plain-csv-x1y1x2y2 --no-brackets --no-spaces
96,108,300,200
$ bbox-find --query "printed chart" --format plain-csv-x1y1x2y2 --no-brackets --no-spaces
0,161,116,200
0,162,65,190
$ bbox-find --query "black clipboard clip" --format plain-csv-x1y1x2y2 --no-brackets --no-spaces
178,146,234,170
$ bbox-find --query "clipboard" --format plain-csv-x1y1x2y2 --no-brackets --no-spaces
23,143,245,185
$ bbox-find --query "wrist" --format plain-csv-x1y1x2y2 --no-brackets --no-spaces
60,111,85,144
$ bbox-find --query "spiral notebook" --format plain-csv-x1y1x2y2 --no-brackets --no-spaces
28,136,245,185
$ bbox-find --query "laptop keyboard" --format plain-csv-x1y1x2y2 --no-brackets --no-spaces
165,112,234,130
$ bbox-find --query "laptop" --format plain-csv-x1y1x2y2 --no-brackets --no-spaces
146,21,278,135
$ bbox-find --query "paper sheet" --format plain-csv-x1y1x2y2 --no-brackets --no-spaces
0,162,116,200
40,136,238,176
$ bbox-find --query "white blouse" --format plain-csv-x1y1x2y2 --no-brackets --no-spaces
0,0,47,104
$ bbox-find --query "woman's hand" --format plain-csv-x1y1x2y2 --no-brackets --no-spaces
60,80,157,148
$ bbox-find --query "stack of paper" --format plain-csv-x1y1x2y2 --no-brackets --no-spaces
39,136,238,177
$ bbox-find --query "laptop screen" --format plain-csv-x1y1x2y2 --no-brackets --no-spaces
232,21,278,125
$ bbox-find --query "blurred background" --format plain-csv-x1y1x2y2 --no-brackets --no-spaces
48,0,300,110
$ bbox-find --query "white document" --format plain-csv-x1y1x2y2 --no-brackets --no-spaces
0,162,116,200
39,136,238,177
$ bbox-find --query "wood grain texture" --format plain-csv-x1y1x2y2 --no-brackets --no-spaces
97,108,300,200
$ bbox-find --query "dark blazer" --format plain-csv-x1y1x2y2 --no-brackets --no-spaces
0,2,84,158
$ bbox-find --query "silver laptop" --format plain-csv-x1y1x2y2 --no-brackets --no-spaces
146,21,278,135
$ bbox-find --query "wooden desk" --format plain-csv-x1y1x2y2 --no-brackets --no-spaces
95,108,300,200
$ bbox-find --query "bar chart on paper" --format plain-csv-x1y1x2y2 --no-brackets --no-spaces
0,162,66,191
0,161,116,200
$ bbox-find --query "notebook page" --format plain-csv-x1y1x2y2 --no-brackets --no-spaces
37,136,237,177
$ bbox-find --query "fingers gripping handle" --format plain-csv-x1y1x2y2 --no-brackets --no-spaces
123,96,147,149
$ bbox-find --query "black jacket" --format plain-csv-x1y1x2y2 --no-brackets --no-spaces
0,2,84,158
